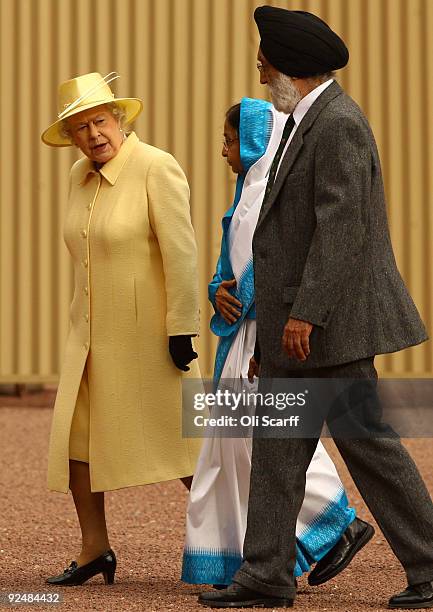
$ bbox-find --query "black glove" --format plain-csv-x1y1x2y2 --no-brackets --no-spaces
169,335,198,372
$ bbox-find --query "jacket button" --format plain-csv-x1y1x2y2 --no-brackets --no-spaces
84,314,89,322
82,258,88,268
80,229,87,238
84,286,88,295
83,342,89,350
87,203,92,210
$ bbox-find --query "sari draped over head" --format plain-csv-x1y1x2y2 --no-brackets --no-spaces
209,98,288,383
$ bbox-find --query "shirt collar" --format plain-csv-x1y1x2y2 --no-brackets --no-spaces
292,79,334,127
77,131,139,186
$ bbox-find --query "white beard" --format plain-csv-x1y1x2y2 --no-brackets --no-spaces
269,73,302,113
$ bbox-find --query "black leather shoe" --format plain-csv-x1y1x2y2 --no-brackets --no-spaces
388,582,433,609
46,549,116,586
198,582,294,608
308,518,375,586
211,579,296,592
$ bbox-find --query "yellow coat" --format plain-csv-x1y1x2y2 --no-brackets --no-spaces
48,132,202,493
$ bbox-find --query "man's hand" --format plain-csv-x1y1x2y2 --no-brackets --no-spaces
248,356,260,383
282,317,313,361
215,279,242,324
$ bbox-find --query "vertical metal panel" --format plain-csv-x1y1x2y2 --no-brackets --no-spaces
426,0,433,373
17,0,32,375
0,0,15,375
406,0,428,374
132,0,151,142
37,0,53,376
0,0,431,381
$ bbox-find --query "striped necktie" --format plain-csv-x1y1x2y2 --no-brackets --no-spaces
263,114,295,203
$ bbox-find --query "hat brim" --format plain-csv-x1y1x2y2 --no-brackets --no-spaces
41,97,143,147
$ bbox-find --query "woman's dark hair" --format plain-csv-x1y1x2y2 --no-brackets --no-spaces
225,103,241,131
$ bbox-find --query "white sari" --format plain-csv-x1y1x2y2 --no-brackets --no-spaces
182,98,355,585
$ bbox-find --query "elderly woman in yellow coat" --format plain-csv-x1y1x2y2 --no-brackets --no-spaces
41,72,202,586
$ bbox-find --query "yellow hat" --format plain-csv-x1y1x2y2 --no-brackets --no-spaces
41,71,143,147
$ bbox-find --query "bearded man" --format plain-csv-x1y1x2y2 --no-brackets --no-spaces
198,6,433,610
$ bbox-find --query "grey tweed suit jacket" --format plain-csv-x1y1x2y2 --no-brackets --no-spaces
253,81,428,370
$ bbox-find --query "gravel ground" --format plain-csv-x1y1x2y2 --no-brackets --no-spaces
0,398,432,612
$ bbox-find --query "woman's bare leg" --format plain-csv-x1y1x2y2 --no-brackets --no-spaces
69,460,110,566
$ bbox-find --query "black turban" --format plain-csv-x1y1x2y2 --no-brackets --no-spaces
254,6,349,77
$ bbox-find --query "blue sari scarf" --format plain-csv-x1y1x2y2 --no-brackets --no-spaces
208,98,273,383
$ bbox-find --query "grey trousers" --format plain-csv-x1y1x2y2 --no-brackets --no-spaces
234,358,433,599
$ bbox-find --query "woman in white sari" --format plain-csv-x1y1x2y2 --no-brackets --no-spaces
182,98,371,587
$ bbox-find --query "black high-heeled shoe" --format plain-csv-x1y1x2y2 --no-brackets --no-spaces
46,549,116,586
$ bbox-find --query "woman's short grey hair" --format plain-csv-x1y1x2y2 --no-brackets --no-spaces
106,102,127,126
60,102,127,139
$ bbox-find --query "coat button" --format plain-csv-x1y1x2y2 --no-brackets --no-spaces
82,258,88,268
83,342,89,350
84,286,89,295
87,203,92,210
84,314,89,322
80,229,87,238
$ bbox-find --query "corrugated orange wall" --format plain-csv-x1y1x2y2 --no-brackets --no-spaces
0,0,432,381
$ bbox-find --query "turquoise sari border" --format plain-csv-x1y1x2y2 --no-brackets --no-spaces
181,489,355,585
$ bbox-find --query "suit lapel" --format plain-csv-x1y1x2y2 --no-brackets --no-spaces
256,81,344,230
257,129,304,225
